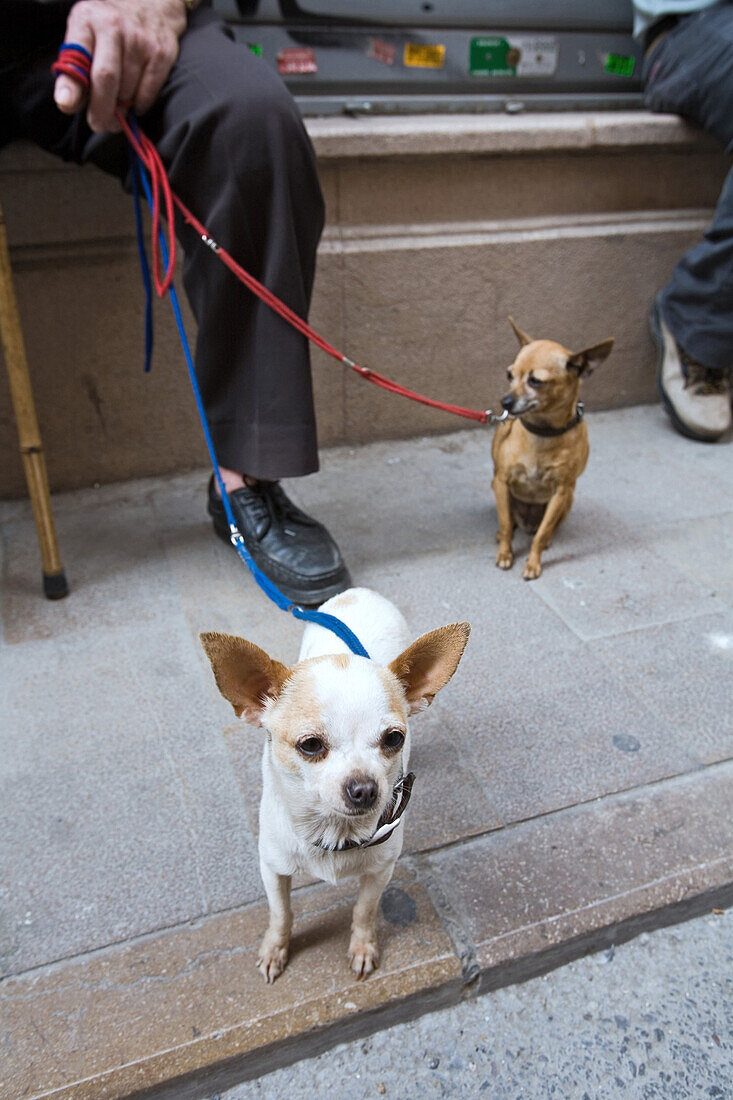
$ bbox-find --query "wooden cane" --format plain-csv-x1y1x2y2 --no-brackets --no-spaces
0,203,69,599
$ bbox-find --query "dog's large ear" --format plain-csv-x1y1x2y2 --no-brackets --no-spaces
389,622,471,716
508,316,533,347
200,632,289,724
567,338,614,377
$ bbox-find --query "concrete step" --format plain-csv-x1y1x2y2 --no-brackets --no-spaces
1,406,732,1098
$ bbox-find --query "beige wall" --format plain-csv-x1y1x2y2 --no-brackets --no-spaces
0,113,727,496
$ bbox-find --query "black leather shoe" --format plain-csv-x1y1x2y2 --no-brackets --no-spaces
207,476,350,606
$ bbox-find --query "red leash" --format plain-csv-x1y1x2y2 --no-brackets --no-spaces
52,45,504,426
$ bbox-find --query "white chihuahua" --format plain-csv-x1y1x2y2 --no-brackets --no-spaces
201,587,470,983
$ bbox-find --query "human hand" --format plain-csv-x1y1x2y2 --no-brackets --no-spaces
53,0,188,133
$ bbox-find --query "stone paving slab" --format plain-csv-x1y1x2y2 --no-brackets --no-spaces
345,549,699,826
647,511,733,605
0,618,262,976
594,610,733,766
529,530,724,641
581,406,733,523
0,493,180,645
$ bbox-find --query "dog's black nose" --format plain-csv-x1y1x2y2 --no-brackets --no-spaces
344,776,378,811
501,394,514,411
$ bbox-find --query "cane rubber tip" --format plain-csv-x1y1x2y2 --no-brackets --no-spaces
43,570,70,600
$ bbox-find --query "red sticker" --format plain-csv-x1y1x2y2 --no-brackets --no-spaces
277,47,318,75
367,38,396,66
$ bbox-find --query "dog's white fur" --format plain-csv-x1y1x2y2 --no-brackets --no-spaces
264,589,413,879
201,587,469,982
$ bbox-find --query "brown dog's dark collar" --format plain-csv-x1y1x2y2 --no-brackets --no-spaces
520,402,584,438
315,772,415,852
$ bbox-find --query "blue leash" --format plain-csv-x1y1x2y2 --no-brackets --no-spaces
126,122,370,658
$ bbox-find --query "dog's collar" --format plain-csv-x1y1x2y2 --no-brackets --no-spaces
314,772,416,852
520,402,584,437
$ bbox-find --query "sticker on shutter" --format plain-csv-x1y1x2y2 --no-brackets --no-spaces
470,37,558,78
403,43,446,69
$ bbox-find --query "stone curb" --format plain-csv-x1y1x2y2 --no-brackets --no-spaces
1,868,462,1100
2,765,731,1100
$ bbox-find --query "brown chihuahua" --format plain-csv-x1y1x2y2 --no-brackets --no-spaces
492,318,614,580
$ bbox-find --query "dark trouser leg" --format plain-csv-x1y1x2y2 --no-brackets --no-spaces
643,5,733,371
2,7,324,479
661,165,733,372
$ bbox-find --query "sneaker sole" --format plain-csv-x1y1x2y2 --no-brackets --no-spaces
649,297,726,444
208,502,351,608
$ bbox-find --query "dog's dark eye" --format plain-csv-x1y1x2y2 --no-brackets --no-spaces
506,367,514,380
381,729,405,753
297,736,327,759
528,375,544,388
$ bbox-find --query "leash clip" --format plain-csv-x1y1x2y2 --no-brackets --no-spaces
229,524,245,548
201,234,220,254
485,408,510,425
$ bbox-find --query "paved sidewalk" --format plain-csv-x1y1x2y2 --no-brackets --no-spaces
1,405,732,1099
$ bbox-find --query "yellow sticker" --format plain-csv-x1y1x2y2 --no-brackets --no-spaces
403,43,446,69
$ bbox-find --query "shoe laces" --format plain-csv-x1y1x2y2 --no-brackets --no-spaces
263,481,295,517
236,482,273,531
680,351,730,396
262,481,316,526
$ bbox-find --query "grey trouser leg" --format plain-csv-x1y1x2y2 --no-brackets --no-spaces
1,6,324,479
642,3,733,371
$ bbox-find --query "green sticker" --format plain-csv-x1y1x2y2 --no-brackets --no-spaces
470,36,558,78
605,53,635,77
470,37,517,77
248,42,263,57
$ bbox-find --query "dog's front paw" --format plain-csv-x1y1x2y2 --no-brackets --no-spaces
257,933,289,983
348,935,380,979
496,547,514,570
522,557,542,580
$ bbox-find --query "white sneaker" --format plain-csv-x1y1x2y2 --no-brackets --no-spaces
650,295,731,442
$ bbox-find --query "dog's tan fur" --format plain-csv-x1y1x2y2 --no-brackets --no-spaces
491,318,613,580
